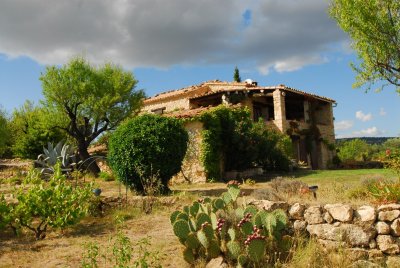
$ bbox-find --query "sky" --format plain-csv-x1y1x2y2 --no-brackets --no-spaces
0,0,399,138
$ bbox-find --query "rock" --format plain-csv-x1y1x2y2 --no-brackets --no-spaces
304,206,324,224
376,235,400,254
206,256,228,268
318,239,346,251
386,256,400,268
378,210,400,221
307,223,374,247
369,239,377,249
368,249,384,259
391,219,400,236
377,204,400,212
289,203,306,220
324,212,334,224
350,260,381,268
376,221,391,234
344,248,369,261
355,206,376,222
250,200,289,212
293,220,307,232
324,203,354,222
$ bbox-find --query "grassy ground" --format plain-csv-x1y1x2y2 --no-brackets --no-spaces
0,165,397,267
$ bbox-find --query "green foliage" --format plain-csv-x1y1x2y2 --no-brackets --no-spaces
108,114,188,193
170,184,290,266
36,141,77,176
366,179,400,203
337,138,371,162
8,101,66,159
7,164,93,239
0,107,11,157
197,106,290,180
81,233,162,268
330,0,400,91
233,66,241,82
40,57,145,174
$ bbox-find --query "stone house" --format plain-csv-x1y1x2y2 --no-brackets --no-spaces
142,80,336,182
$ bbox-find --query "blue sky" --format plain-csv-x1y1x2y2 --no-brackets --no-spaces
0,0,399,138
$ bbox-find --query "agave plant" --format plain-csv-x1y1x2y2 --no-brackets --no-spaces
36,141,77,176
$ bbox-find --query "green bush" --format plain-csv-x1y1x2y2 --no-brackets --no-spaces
108,114,188,193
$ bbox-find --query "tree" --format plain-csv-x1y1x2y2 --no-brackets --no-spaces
9,101,67,159
233,66,241,82
337,138,371,161
0,107,10,157
40,57,145,174
330,0,400,92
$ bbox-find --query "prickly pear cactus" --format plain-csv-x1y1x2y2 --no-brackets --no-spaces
246,238,266,263
227,240,241,260
173,220,190,239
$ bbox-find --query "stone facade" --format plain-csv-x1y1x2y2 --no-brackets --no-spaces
249,200,400,258
142,80,337,182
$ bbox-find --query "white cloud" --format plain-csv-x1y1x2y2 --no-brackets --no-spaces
0,0,347,72
352,127,383,137
355,110,372,122
379,107,387,116
335,120,353,131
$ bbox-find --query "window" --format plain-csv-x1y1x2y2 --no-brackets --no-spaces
151,107,166,115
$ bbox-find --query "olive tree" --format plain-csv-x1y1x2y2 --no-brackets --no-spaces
40,57,145,174
330,0,400,92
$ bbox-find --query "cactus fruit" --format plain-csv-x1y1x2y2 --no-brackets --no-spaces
196,213,211,229
170,210,180,224
208,239,221,258
227,240,241,260
246,238,266,263
173,220,190,239
183,247,195,264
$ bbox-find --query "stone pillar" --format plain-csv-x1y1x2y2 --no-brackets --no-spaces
304,100,310,123
273,89,286,132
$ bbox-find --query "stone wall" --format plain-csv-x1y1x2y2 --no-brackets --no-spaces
250,200,400,257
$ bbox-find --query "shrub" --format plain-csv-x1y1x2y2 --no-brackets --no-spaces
108,114,188,193
8,164,93,239
170,182,291,266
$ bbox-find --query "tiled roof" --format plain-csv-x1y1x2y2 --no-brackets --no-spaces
144,81,336,104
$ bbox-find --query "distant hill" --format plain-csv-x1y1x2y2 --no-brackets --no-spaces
336,137,397,145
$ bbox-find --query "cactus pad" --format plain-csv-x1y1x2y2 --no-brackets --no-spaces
183,247,195,264
176,212,189,222
207,239,220,258
247,239,266,263
202,223,215,239
226,240,241,260
240,221,253,236
197,230,209,248
196,213,211,229
185,232,201,249
189,202,200,217
244,205,258,217
235,207,244,219
228,185,240,202
173,220,190,239
170,210,180,224
212,198,225,210
228,227,236,241
237,254,248,267
222,192,232,204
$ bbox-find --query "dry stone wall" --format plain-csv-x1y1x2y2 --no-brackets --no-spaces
250,200,400,257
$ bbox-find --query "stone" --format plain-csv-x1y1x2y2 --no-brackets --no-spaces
317,239,346,251
250,200,289,212
324,203,354,222
386,256,400,268
391,219,400,236
324,212,334,224
350,260,381,268
369,239,377,249
293,220,307,232
368,249,384,259
288,203,306,220
206,256,228,268
377,203,400,212
344,248,369,261
304,205,324,224
355,206,376,222
376,235,400,254
307,223,374,247
378,210,400,221
376,221,390,234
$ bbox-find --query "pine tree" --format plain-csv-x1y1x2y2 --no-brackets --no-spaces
233,66,241,82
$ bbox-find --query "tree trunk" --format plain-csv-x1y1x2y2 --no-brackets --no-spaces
78,142,101,175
